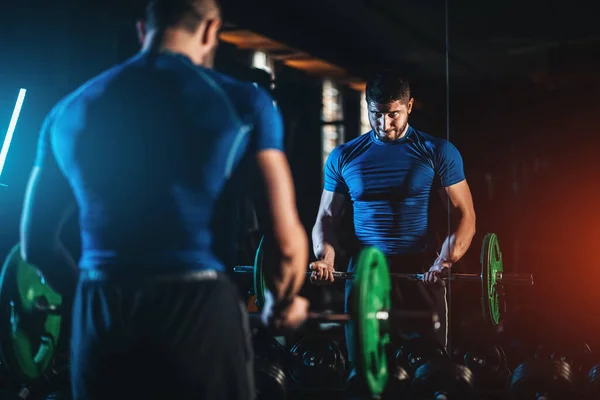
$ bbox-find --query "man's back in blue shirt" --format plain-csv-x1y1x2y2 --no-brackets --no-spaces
35,51,284,273
20,6,310,399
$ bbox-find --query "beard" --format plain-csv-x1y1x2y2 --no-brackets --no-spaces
375,120,409,142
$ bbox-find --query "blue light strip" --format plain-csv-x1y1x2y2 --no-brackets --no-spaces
0,88,27,178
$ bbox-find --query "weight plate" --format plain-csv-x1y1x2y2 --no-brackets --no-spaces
350,246,391,397
253,236,266,310
480,233,503,326
0,244,63,382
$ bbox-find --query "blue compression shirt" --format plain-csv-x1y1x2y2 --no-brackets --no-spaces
324,127,465,256
34,51,284,274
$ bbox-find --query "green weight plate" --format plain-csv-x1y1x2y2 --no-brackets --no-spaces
350,247,391,397
253,236,267,310
0,244,63,382
480,233,503,326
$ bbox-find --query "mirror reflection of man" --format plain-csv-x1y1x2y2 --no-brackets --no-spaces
311,71,476,384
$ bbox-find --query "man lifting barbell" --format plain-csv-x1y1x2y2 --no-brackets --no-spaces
311,71,477,382
230,231,533,398
18,0,310,399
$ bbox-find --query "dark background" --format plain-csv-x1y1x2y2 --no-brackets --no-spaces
0,0,598,348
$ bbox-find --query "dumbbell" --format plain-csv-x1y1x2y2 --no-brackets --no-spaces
253,329,288,400
348,362,413,399
395,336,447,375
411,359,477,400
393,338,476,399
253,328,287,369
509,359,577,399
452,341,509,388
549,342,594,377
288,335,347,389
535,340,595,396
254,364,286,400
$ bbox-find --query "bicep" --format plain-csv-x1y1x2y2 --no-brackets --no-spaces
20,108,77,258
249,87,290,230
255,149,300,235
20,166,76,256
252,87,285,153
438,180,475,217
435,140,465,188
316,190,347,222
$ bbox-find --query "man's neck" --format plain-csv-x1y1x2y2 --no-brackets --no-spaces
398,123,410,139
142,31,210,68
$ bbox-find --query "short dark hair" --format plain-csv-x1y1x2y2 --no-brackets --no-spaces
365,71,411,104
145,0,219,33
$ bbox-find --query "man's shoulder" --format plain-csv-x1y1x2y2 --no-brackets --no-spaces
410,127,459,153
337,132,372,153
49,60,130,124
201,68,272,111
51,54,271,124
325,133,372,169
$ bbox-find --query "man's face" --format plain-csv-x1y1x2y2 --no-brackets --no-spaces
368,98,414,142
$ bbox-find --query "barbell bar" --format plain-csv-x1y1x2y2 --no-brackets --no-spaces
32,286,440,329
236,233,535,329
233,266,534,286
246,308,441,325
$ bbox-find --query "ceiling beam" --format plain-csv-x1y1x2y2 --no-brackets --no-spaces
219,28,366,91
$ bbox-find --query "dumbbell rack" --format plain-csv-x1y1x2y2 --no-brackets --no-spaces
251,310,600,400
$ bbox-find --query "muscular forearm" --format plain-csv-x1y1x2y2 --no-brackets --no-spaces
312,217,338,263
271,223,308,301
438,213,476,265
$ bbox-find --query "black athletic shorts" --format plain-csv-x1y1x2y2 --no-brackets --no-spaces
70,270,255,400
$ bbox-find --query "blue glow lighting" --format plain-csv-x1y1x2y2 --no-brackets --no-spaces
0,88,27,178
